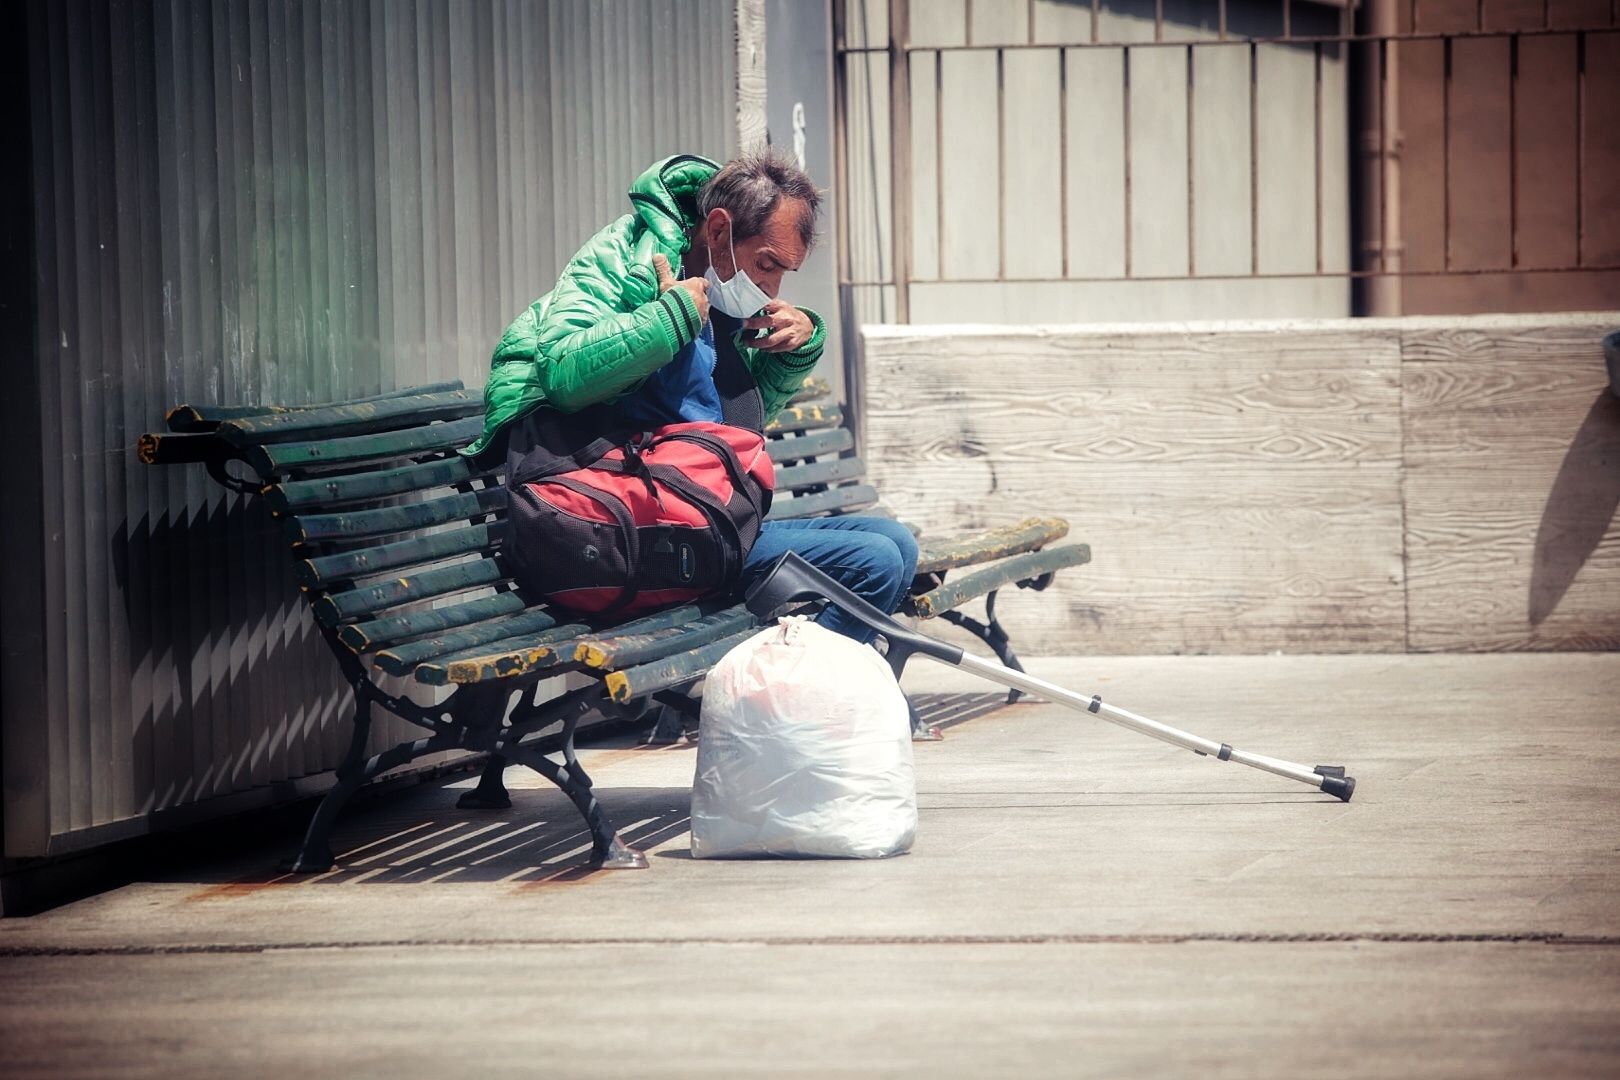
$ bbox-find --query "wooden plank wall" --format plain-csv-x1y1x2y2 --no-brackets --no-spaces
838,0,1355,329
863,313,1620,654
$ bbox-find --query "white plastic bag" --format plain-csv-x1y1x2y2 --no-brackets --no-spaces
691,615,917,859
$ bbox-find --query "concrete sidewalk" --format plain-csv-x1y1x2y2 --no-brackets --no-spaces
2,654,1617,1078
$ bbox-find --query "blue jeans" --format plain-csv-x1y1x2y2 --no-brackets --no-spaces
740,515,920,645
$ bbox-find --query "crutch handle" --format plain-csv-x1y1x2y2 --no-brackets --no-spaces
743,551,964,678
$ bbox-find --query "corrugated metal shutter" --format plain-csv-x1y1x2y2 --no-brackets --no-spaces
3,0,739,857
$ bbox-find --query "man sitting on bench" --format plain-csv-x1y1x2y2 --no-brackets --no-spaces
468,149,917,643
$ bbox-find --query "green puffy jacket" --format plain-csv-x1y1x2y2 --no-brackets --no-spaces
465,154,827,457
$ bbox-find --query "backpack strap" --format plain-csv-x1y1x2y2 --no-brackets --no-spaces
504,399,633,486
660,428,772,524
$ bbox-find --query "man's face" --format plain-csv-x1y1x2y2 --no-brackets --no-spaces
705,201,809,301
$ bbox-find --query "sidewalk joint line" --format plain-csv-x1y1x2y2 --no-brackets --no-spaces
6,931,1619,957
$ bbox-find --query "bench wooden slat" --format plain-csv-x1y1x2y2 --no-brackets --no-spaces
416,625,593,686
288,485,506,543
166,402,294,431
314,558,505,627
136,432,239,466
774,456,867,493
915,517,1073,575
246,416,485,476
214,390,483,447
408,597,741,686
559,596,739,645
338,588,528,653
909,544,1092,619
267,456,492,513
166,381,466,432
373,608,572,676
297,523,496,589
766,427,854,463
573,606,758,670
602,626,762,704
765,403,843,435
767,483,880,519
786,376,832,404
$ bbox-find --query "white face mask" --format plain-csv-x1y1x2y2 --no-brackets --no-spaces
703,214,770,319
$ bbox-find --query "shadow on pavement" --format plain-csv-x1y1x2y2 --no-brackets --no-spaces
208,695,1014,885
172,782,694,890
9,691,1021,907
908,691,1011,731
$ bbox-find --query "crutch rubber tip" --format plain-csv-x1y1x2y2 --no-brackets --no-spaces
1318,773,1356,802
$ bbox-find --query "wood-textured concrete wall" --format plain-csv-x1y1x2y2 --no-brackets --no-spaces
863,313,1620,654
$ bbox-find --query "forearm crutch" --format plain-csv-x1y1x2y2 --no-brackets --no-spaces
744,552,1355,802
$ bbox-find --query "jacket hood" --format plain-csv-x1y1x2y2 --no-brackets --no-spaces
629,154,720,254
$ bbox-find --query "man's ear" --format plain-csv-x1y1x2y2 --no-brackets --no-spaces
704,208,732,264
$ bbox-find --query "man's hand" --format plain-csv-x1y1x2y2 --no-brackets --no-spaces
653,254,709,327
742,299,814,353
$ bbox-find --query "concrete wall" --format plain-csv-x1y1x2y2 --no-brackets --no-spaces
863,312,1620,654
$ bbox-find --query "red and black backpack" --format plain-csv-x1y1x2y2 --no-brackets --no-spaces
501,312,776,617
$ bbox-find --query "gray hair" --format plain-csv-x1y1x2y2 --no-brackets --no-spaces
697,148,821,251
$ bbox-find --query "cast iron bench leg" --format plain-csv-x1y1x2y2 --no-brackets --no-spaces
505,746,647,868
453,683,514,809
646,706,688,745
457,754,512,810
281,779,359,873
645,687,701,745
282,693,462,873
281,693,373,873
939,589,1029,705
493,689,648,869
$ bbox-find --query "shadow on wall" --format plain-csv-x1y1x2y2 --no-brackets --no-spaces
109,497,344,811
111,496,292,686
1530,390,1620,627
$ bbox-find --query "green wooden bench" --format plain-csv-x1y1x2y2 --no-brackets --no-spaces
139,379,1090,872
